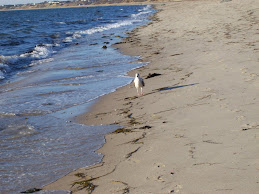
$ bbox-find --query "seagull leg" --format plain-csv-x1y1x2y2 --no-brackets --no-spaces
141,87,144,96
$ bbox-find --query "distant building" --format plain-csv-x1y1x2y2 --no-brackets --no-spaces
48,1,60,4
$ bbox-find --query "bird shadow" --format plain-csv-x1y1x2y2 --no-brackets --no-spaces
144,83,199,96
157,83,199,91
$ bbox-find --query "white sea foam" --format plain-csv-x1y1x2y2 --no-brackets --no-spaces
29,58,54,67
63,37,73,43
133,5,152,18
76,20,134,35
62,20,135,43
140,4,152,11
65,31,73,35
72,33,82,39
18,45,54,60
131,11,151,18
0,112,17,117
0,55,19,65
55,21,66,25
31,45,53,58
54,43,61,47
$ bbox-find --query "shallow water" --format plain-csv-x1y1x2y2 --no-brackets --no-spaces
0,5,154,193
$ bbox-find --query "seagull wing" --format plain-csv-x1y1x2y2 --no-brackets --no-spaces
140,78,145,87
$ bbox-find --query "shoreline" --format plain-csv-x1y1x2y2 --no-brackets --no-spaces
44,0,259,193
0,2,154,12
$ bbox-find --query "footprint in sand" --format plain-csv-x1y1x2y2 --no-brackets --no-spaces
241,122,259,131
174,184,183,193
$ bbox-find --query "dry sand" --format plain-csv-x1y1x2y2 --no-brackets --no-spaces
44,0,259,193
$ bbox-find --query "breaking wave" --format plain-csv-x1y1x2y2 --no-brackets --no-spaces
75,20,134,35
0,44,57,79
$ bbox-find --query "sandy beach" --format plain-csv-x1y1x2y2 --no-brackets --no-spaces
44,0,258,193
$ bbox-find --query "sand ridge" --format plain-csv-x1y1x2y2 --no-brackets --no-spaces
44,0,259,193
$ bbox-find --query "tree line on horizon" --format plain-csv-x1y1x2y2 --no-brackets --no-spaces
1,0,155,10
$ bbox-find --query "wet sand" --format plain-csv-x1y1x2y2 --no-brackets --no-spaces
44,0,259,193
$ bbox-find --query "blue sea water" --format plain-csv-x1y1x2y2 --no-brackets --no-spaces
0,5,154,193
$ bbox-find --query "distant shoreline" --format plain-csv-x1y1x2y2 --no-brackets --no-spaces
0,2,152,11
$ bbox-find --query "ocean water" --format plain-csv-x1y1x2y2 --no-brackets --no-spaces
0,5,154,193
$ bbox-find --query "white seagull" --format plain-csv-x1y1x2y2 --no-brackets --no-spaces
134,73,145,96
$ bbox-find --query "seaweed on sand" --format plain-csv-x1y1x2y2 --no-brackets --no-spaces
126,147,141,159
72,179,96,193
112,128,132,134
113,181,130,194
74,172,86,178
72,167,116,193
128,132,146,144
129,116,140,125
